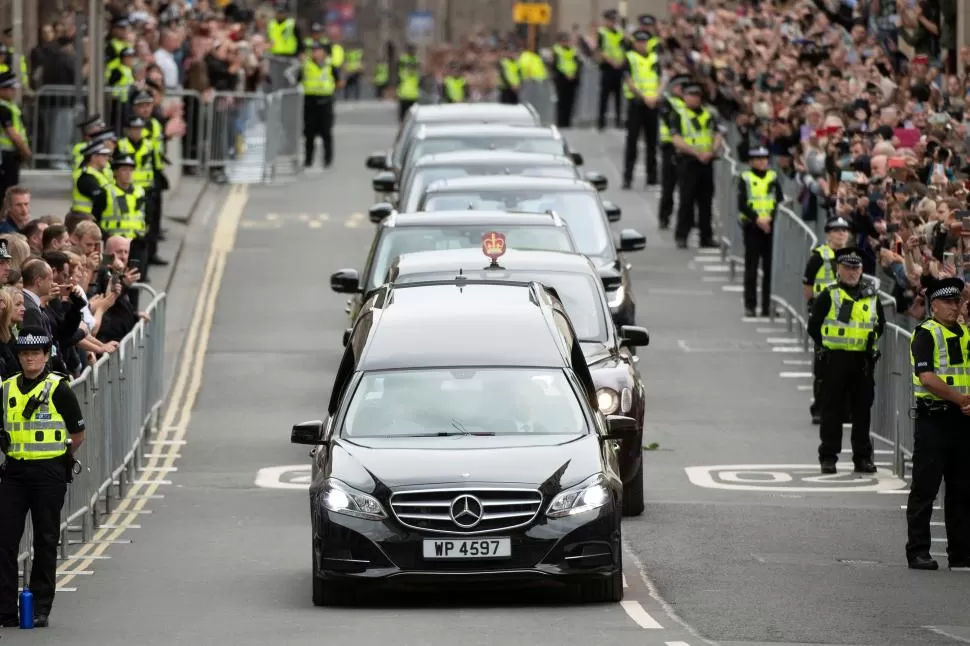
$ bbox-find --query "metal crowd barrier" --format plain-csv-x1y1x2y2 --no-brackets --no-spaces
15,284,166,587
716,124,917,479
24,84,304,185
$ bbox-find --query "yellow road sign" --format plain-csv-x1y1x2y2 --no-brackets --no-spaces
513,2,552,25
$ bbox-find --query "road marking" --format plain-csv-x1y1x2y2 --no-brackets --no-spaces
685,464,908,493
648,288,715,296
783,359,812,365
701,275,728,282
757,327,786,333
344,212,367,228
240,220,282,229
796,384,813,391
779,372,812,378
57,184,250,588
721,285,743,292
702,265,730,272
696,247,720,255
620,600,663,629
254,465,313,489
925,627,970,644
622,574,628,588
692,256,721,263
901,505,941,509
266,212,279,221
308,220,322,229
677,340,691,353
741,316,773,322
772,346,803,353
766,337,800,344
666,642,692,646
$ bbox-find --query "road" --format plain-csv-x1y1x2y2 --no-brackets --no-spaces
7,102,967,646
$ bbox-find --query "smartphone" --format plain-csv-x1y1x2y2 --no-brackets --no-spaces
840,170,857,182
944,251,956,265
128,259,141,271
100,253,115,269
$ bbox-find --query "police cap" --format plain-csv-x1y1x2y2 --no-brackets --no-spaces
90,128,117,143
603,9,618,20
824,216,851,232
682,83,704,96
668,74,692,88
15,327,53,353
638,14,657,26
120,47,136,58
0,238,11,260
311,22,324,32
632,29,652,42
82,141,112,157
126,116,147,129
0,72,19,89
748,147,770,158
112,154,136,168
835,247,864,267
927,277,964,302
79,114,104,132
132,90,153,105
311,41,326,51
111,17,131,29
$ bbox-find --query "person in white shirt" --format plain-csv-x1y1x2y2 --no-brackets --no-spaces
154,28,182,89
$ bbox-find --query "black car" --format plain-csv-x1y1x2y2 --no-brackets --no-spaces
365,102,542,173
414,175,644,326
386,247,650,516
291,278,636,605
386,150,610,212
330,210,579,321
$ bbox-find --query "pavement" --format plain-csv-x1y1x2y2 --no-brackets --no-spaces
2,101,968,645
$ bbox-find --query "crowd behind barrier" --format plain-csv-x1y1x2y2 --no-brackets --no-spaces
14,285,166,587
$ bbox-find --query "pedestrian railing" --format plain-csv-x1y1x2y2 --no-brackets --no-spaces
716,124,917,480
14,284,166,587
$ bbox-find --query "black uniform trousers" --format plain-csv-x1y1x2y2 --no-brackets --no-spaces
146,184,161,264
674,158,714,245
811,341,824,418
0,153,20,203
742,224,772,313
906,407,970,562
304,97,335,167
344,73,361,100
658,144,677,227
623,100,659,186
818,350,874,464
555,78,578,128
0,457,67,618
597,67,623,130
499,88,518,105
398,99,416,123
130,236,149,300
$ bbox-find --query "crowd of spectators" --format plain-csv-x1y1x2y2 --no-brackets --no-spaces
0,186,148,380
653,0,963,325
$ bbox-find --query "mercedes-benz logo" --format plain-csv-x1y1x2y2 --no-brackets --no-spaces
449,494,484,528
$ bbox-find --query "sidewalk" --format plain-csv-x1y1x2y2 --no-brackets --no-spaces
20,172,210,293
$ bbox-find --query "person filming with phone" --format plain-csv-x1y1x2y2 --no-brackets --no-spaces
94,236,149,344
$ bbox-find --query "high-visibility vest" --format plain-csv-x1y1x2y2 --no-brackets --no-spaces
739,169,777,222
553,45,578,79
518,51,546,81
145,117,166,169
443,76,466,103
101,183,147,239
330,44,345,68
821,285,878,351
912,319,970,400
107,38,129,61
0,51,28,83
373,62,389,85
0,99,27,152
397,57,420,100
302,59,335,96
105,58,134,100
648,36,661,53
117,138,155,188
623,50,659,100
72,166,110,213
268,18,298,56
811,244,837,296
598,27,624,63
345,49,363,73
660,95,685,144
2,373,69,460
72,141,86,168
499,58,520,90
677,107,714,153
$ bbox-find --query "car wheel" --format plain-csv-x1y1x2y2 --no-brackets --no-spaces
312,547,357,607
578,556,624,603
622,460,645,517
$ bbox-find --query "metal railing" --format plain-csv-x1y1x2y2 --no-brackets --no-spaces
14,284,166,587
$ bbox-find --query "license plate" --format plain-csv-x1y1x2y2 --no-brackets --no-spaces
422,538,511,559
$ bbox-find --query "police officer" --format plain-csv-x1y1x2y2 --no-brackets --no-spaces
807,247,884,475
343,42,364,100
303,22,328,52
300,42,337,168
621,29,661,190
596,9,625,131
632,15,662,53
396,45,421,123
72,142,112,220
657,74,689,229
0,327,87,628
907,277,970,571
104,16,132,64
518,43,547,84
105,47,136,129
497,41,521,105
738,147,783,317
74,129,117,184
669,83,721,249
71,114,107,170
268,7,301,58
103,153,148,273
803,216,851,424
131,90,169,267
441,61,467,104
0,28,28,83
551,32,579,128
0,71,30,203
373,59,390,99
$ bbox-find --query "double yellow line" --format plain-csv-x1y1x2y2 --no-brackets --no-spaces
57,184,249,588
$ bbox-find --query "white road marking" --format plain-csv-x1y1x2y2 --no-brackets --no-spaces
874,449,893,455
796,385,813,391
666,642,692,646
879,490,911,494
344,212,367,228
757,327,786,333
742,316,774,322
779,372,812,378
702,265,730,272
901,505,941,509
692,256,722,263
677,340,691,353
721,285,743,292
701,276,728,282
783,359,812,365
648,288,715,296
696,247,720,255
766,337,800,344
620,600,663,629
622,574,629,588
685,464,908,493
925,627,970,644
254,465,313,490
772,346,804,353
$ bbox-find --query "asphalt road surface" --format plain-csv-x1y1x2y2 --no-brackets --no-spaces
9,102,967,646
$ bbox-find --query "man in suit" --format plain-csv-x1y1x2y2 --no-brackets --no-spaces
20,259,82,374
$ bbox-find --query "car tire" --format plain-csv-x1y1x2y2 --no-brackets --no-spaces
578,558,624,603
312,548,357,607
622,460,645,517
